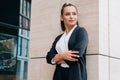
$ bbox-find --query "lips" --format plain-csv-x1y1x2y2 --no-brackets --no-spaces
69,20,74,21
69,20,75,23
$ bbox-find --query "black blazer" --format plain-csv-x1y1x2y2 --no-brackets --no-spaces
46,26,88,80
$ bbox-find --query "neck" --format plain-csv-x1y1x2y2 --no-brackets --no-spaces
66,27,72,34
65,25,76,34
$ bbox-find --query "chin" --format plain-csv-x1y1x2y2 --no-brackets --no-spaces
69,24,76,26
69,22,77,25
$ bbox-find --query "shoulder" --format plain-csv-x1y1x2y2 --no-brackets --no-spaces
55,34,63,40
76,26,87,31
53,33,63,43
75,26,88,35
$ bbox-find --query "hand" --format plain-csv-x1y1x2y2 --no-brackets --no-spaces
61,51,79,62
52,51,79,63
57,60,66,64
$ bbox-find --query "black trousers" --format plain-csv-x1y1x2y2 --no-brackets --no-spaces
61,67,70,80
53,65,71,80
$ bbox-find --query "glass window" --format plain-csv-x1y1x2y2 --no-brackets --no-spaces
16,0,31,80
0,33,17,77
0,0,31,80
23,61,28,80
21,38,29,57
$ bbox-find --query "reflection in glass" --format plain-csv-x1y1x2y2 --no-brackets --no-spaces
23,61,28,80
0,33,17,74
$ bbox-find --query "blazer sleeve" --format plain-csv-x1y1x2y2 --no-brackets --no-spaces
46,35,61,64
73,28,88,57
65,27,88,66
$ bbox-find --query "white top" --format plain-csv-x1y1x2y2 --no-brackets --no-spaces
55,25,77,68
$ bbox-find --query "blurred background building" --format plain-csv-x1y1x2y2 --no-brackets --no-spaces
0,0,120,80
0,0,31,80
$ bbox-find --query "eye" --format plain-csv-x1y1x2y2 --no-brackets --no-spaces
72,12,77,15
65,12,70,16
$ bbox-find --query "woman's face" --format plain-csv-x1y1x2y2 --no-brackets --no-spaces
61,6,78,27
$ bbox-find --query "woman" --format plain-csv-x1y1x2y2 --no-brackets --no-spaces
46,3,88,80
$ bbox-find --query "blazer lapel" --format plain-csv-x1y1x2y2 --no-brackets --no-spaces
68,26,79,50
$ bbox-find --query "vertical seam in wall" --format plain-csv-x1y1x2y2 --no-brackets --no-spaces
108,0,110,80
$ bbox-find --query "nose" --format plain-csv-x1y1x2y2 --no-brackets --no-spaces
70,14,73,18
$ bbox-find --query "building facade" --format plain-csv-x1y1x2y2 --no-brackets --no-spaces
28,0,120,80
0,0,120,80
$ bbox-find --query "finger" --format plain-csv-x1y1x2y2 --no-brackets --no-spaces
71,51,79,55
57,60,66,64
72,51,79,53
67,57,78,62
72,54,79,57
